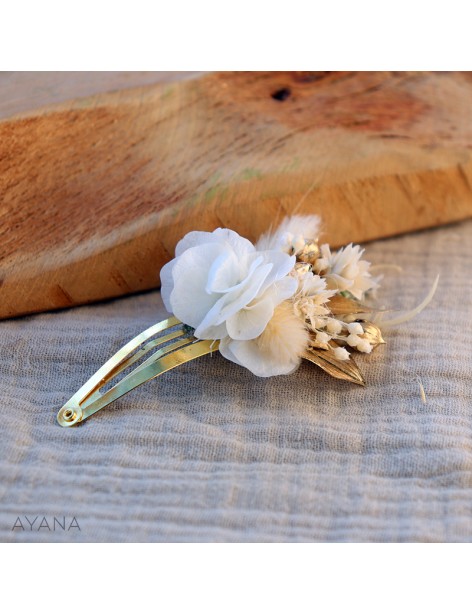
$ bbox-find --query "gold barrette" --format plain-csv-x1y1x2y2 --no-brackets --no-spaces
57,317,218,427
57,215,437,427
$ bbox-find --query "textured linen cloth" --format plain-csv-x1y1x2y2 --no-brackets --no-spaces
1,220,471,542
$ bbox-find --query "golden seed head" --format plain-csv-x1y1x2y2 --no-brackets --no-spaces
360,322,385,348
294,262,313,275
296,239,320,265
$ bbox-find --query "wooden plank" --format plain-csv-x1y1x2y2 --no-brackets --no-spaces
1,71,472,319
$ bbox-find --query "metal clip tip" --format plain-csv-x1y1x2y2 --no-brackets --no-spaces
57,406,82,427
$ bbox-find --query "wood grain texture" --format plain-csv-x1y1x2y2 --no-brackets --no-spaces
1,70,472,320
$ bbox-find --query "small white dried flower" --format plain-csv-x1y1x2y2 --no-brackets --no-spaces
312,316,327,329
314,257,329,271
316,331,330,346
293,272,337,334
347,333,362,347
314,243,378,300
357,339,373,354
326,318,343,335
347,322,364,335
295,273,336,308
333,346,350,361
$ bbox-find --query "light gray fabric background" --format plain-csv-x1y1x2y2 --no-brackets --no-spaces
1,220,471,542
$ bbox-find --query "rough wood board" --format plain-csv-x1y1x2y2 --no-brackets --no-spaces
1,71,472,319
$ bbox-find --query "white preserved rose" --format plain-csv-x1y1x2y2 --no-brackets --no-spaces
160,229,298,375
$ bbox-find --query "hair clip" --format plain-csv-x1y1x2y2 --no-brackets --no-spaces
57,215,437,427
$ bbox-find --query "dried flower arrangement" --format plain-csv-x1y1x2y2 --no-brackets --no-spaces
57,214,438,426
160,215,437,385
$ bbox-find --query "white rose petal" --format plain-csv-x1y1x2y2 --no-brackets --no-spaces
225,293,275,340
176,228,255,259
160,242,226,327
195,260,273,338
219,336,300,377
